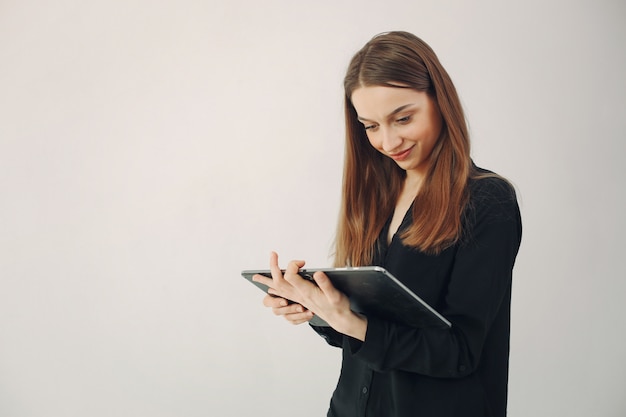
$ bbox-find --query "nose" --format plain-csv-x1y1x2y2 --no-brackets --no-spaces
380,127,403,153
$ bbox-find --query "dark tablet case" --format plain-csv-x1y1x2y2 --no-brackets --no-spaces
241,266,451,329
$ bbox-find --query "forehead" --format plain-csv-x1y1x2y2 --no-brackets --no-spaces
350,86,429,118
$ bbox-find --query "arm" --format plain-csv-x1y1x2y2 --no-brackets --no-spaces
346,180,522,377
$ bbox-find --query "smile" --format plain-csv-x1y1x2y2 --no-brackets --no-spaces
389,146,414,161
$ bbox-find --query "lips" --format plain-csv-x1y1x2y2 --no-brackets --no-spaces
389,146,413,161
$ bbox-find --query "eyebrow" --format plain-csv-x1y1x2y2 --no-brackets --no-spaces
357,103,416,123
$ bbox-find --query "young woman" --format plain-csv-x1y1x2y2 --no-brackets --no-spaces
253,31,522,417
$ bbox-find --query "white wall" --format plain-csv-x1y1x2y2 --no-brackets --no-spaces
1,1,624,416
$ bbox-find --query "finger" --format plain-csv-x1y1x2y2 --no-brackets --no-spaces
269,251,279,268
313,271,342,303
284,310,315,325
252,273,273,289
272,303,307,316
267,251,296,296
283,259,307,286
285,259,306,275
262,294,288,308
269,251,284,281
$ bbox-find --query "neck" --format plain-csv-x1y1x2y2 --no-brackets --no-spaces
404,171,424,195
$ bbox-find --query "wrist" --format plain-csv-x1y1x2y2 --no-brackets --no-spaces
337,311,368,341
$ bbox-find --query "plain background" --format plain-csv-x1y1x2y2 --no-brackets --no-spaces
1,0,624,416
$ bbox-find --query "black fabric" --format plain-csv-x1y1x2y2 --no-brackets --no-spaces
312,171,522,417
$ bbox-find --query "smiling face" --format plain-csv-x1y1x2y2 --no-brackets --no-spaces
350,85,443,180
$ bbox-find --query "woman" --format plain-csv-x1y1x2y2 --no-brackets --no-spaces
253,31,522,417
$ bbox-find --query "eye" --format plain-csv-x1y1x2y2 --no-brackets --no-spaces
396,115,411,124
364,124,378,131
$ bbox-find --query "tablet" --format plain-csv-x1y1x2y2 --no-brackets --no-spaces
241,266,451,329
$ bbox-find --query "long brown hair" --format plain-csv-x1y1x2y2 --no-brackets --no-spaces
334,31,475,266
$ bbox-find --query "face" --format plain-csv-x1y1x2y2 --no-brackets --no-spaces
350,85,443,179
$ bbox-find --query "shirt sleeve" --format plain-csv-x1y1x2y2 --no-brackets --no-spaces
310,324,344,348
346,179,522,378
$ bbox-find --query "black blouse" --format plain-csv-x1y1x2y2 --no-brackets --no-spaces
312,171,522,417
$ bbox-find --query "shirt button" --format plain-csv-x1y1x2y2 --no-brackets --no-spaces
362,387,368,395
459,365,467,372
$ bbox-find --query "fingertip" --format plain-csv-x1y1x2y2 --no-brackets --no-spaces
313,271,327,284
289,259,306,268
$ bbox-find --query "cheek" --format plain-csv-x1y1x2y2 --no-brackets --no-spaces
401,124,425,143
410,121,439,143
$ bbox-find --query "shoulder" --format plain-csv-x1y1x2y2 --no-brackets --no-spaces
463,166,522,234
468,167,518,210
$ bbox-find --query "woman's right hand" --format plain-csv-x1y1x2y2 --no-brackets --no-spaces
261,293,315,325
253,251,316,325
